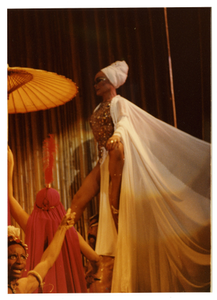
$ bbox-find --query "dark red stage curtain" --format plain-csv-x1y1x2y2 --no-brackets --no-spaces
7,8,211,242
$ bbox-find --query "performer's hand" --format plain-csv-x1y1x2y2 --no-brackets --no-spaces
106,135,121,151
90,257,100,275
60,208,76,230
85,256,100,284
85,260,95,287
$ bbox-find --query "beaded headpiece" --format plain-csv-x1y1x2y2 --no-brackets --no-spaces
8,225,28,252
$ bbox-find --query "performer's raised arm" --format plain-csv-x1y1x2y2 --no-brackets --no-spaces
8,146,29,232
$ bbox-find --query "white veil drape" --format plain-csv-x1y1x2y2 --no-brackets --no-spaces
95,95,210,292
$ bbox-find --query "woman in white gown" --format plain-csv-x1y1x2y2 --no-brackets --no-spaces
71,61,210,292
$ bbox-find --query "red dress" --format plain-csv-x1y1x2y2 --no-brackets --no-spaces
24,188,87,293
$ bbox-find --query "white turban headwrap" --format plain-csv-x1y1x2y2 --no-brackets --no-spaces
101,60,129,89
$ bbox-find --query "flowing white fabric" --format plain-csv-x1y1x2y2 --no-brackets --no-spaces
95,95,210,292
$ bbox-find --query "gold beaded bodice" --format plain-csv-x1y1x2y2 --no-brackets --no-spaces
90,101,114,160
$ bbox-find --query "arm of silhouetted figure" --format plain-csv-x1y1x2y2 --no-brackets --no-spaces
77,231,99,262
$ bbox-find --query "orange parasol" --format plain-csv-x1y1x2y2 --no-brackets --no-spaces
7,66,78,114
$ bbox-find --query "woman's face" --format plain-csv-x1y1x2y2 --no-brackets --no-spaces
94,71,113,97
8,244,27,282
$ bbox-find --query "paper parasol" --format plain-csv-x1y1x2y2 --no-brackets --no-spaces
7,66,78,113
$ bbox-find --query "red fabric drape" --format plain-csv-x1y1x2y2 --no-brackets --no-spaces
24,188,87,293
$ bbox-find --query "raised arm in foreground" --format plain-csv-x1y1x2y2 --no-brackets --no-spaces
8,146,29,232
17,209,75,293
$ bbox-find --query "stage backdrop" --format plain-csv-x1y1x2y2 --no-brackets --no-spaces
7,8,211,251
